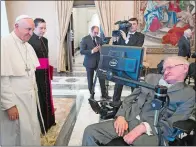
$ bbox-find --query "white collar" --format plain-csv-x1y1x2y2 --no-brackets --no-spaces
12,31,26,44
184,35,190,40
158,77,173,88
90,34,96,39
128,31,136,35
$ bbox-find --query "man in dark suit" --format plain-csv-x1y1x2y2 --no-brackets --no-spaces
178,28,192,59
80,26,111,99
112,18,145,102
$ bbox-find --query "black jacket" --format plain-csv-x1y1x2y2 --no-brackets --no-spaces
113,31,145,47
178,36,191,58
28,33,49,58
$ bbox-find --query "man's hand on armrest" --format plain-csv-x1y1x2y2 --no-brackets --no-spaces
114,116,128,137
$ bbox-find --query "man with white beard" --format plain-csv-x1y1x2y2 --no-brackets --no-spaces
1,15,41,145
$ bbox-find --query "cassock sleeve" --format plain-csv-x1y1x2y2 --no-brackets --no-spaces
1,76,15,110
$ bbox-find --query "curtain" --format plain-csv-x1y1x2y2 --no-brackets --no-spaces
95,1,116,44
66,26,73,72
1,0,10,37
134,0,143,31
55,0,73,72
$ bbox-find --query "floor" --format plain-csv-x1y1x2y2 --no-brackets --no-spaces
45,51,195,146
41,98,75,146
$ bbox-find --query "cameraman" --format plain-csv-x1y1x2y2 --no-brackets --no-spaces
112,18,145,102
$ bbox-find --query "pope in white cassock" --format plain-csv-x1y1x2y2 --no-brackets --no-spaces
1,15,42,145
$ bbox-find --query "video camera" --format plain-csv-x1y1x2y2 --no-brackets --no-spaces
112,19,132,37
102,37,112,45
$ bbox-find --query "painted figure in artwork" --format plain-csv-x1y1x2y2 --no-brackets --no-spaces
167,0,181,28
139,1,148,30
162,5,194,46
142,0,165,33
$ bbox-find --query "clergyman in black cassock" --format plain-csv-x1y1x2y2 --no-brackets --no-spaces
28,18,55,134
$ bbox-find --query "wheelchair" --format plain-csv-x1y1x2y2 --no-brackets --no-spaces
92,88,196,146
93,71,196,146
89,87,196,146
100,58,196,146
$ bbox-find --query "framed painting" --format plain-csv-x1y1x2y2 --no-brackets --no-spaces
134,0,195,68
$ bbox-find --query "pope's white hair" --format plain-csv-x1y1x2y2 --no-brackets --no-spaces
15,15,33,24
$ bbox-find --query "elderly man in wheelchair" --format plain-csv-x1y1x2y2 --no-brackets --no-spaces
82,56,196,146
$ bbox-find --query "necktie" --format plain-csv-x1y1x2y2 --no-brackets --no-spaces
125,34,134,44
93,37,97,46
129,34,134,38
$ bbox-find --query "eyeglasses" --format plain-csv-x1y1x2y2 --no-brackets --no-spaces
162,64,184,73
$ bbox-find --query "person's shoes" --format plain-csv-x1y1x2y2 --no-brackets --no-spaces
110,101,122,107
101,95,112,100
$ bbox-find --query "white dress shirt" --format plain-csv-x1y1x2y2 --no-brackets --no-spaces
91,34,97,54
125,31,136,44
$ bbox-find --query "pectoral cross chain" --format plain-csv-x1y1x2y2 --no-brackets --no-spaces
25,65,30,76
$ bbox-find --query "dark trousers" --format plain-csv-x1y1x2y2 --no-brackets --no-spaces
86,68,107,96
113,84,134,102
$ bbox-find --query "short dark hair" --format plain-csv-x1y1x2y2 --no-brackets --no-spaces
91,26,99,31
129,18,138,24
34,18,46,27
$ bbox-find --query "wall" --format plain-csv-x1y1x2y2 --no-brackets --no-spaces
146,53,195,68
5,1,135,68
73,7,98,49
73,8,88,49
72,1,134,49
1,1,10,37
114,1,135,22
87,8,100,34
5,1,58,67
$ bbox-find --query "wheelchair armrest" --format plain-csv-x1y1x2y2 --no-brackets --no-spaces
173,119,196,134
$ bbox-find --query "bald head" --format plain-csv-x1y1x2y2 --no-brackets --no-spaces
184,28,192,38
91,26,99,37
14,15,35,42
